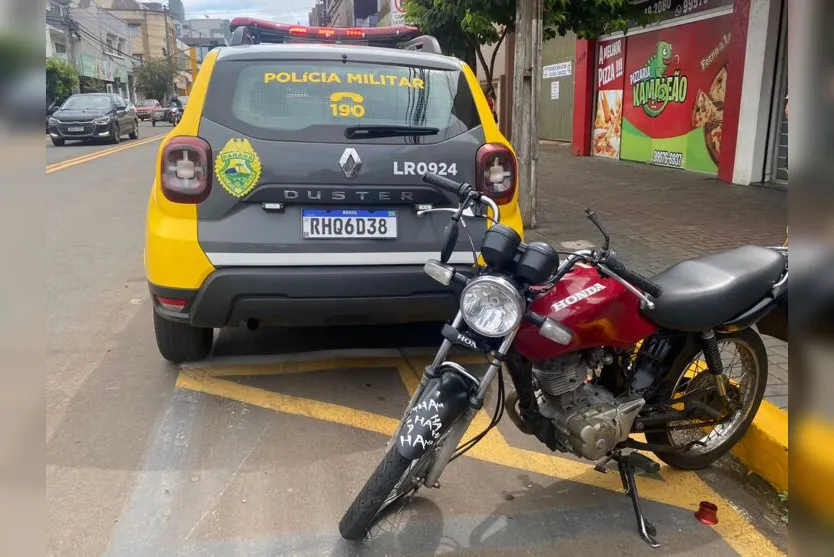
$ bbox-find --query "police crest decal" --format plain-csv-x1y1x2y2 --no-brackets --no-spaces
215,138,263,198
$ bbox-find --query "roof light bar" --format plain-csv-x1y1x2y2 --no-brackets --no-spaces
229,17,422,45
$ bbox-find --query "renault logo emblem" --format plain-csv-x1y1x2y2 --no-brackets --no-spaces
339,148,362,178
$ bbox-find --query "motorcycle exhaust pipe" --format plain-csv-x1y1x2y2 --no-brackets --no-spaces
504,389,533,435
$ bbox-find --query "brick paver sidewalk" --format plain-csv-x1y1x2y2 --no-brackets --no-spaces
528,142,789,410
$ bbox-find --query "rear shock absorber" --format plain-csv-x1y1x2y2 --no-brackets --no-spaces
701,330,727,397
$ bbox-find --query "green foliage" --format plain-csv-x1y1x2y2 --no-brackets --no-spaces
543,0,656,40
46,57,79,102
404,0,655,86
403,0,479,72
1,32,41,85
134,58,179,102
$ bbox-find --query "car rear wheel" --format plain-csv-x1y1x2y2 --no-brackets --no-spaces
153,311,213,363
128,120,138,139
110,123,121,144
51,138,65,146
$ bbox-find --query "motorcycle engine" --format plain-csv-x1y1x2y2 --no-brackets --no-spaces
532,353,645,461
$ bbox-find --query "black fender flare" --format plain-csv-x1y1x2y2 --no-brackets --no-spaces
395,366,476,461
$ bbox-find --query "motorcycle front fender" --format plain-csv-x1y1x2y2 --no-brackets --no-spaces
395,366,475,461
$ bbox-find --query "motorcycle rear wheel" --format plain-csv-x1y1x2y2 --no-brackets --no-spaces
645,328,767,470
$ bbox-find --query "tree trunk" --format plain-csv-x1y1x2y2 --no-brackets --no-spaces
511,0,535,229
486,29,508,96
529,0,543,229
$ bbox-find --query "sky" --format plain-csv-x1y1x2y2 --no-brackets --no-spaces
179,0,312,25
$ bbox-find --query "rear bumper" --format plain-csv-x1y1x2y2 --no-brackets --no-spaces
149,265,469,328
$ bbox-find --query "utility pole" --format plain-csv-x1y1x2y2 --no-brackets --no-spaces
511,0,544,229
60,0,77,71
163,3,174,100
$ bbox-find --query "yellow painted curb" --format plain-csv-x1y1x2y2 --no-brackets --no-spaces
731,400,788,492
792,416,834,523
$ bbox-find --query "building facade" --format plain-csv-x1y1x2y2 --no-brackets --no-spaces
572,0,788,188
95,0,177,66
46,2,71,65
327,0,355,27
309,1,331,27
478,30,576,142
180,18,231,45
69,0,136,99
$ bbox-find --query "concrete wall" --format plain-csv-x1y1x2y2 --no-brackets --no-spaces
731,0,785,185
328,0,355,27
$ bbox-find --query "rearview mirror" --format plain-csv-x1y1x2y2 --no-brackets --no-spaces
440,222,459,264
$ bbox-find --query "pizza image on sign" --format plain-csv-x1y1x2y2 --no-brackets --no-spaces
593,90,624,158
691,65,727,165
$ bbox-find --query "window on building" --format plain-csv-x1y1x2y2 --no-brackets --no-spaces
128,23,141,39
118,38,127,54
106,33,116,54
54,42,67,54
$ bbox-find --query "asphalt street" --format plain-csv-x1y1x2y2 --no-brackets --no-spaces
46,122,788,557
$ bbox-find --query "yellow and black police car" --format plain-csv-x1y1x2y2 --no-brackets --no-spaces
145,18,524,362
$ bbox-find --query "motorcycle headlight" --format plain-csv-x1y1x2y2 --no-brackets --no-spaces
94,115,112,125
460,275,524,338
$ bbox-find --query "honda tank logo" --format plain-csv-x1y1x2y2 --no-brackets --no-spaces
551,283,606,312
339,148,362,178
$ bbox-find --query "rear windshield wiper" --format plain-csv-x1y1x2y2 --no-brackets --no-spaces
344,125,440,139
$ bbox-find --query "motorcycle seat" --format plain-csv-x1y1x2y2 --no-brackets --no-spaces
642,245,785,332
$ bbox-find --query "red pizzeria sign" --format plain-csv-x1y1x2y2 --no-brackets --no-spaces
593,37,626,159
597,38,625,90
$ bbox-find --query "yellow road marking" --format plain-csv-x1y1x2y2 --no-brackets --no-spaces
176,368,399,436
176,353,784,557
197,356,407,378
46,134,164,174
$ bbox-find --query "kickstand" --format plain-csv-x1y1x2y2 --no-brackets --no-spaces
614,450,661,548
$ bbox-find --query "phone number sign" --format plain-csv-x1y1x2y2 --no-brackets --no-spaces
634,0,733,22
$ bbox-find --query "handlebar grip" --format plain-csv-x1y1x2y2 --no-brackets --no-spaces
422,172,472,199
606,253,663,298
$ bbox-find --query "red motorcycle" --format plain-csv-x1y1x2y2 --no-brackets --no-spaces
340,172,788,547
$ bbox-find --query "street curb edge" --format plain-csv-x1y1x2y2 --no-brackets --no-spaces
731,400,788,492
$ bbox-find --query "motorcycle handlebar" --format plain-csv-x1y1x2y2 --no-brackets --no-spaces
421,172,500,222
605,252,664,299
421,172,473,199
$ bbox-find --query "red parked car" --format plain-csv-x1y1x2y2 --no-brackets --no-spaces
134,99,160,120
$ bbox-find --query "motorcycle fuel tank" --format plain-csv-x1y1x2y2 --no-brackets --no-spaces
514,264,658,361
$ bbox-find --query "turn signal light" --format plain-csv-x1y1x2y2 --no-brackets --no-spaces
160,136,211,203
475,143,517,205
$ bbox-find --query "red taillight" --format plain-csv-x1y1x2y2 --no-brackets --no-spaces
160,136,211,204
475,144,517,205
156,296,187,312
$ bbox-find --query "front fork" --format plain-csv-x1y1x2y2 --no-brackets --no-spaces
391,311,518,488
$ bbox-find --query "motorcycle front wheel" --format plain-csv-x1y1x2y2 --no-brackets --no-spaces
339,441,442,541
646,328,768,470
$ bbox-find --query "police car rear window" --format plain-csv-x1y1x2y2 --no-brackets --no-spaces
202,60,480,144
